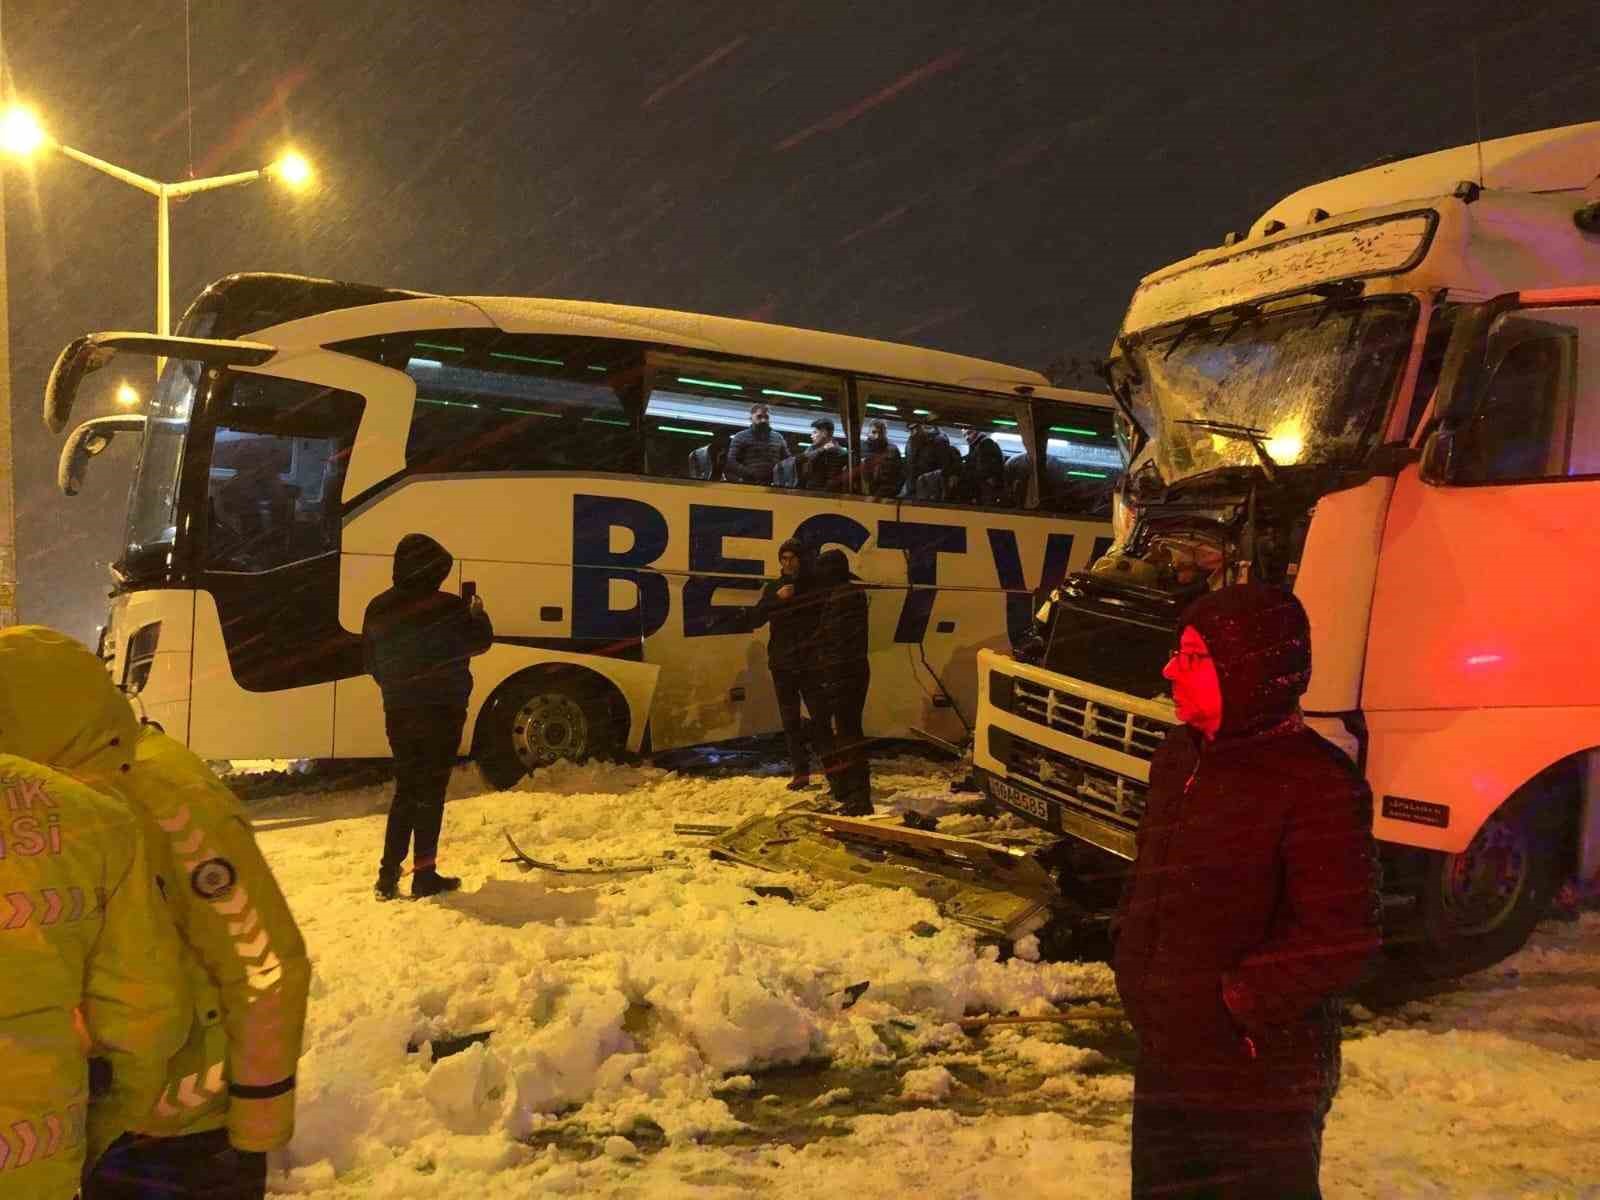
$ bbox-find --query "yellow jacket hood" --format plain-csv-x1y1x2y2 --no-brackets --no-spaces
0,626,139,776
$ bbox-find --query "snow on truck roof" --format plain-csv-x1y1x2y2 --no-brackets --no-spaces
1120,122,1600,335
1255,120,1600,237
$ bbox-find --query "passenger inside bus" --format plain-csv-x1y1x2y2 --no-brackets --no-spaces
208,437,302,570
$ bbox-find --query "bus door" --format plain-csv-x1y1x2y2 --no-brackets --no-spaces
1365,293,1600,841
188,367,368,759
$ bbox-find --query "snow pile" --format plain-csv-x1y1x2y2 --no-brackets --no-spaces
254,761,1600,1197
259,759,1114,1194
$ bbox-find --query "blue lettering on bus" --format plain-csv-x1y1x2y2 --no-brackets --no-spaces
987,528,1077,647
572,495,671,640
877,520,966,643
684,504,770,637
571,493,1097,648
791,513,870,556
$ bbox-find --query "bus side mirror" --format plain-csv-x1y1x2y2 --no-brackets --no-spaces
58,415,146,496
44,331,276,433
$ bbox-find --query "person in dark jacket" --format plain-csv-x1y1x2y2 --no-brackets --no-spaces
687,429,730,480
958,426,1007,505
363,533,494,901
901,422,962,499
1003,449,1032,509
746,538,826,789
858,419,904,497
1112,583,1380,1200
800,417,850,492
811,549,872,814
724,403,791,484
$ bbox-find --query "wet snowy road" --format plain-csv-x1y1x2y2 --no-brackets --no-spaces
243,756,1600,1198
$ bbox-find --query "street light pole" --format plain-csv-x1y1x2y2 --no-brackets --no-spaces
50,140,302,338
0,165,16,627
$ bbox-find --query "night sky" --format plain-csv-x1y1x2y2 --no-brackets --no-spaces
4,0,1596,637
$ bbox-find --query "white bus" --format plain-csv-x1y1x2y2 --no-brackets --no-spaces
49,273,1122,786
975,121,1600,976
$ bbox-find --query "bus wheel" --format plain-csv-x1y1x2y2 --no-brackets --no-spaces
474,673,620,790
1413,787,1563,979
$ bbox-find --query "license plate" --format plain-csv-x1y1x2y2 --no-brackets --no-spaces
990,778,1052,825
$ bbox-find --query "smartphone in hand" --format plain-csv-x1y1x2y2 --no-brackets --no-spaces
461,580,477,603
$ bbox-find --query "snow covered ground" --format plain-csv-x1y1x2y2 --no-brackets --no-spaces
247,755,1600,1198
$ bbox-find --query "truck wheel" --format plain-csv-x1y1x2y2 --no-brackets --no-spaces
1412,787,1563,979
474,673,621,790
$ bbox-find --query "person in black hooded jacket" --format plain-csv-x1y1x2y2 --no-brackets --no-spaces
1112,582,1380,1199
363,533,494,900
811,548,872,815
746,537,826,789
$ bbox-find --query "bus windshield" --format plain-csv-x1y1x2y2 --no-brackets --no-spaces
1118,295,1417,486
121,358,199,579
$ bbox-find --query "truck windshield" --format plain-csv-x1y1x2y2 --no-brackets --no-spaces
1120,295,1417,485
121,358,200,579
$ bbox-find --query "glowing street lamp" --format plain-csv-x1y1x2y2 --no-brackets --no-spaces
0,104,315,337
0,106,46,157
114,382,141,409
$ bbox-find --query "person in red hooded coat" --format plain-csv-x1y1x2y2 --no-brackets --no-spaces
1112,583,1381,1199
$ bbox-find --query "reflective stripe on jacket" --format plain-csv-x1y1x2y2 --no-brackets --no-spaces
113,728,311,1151
0,626,309,1155
0,752,191,1200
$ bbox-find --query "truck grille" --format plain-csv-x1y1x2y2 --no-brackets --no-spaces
1003,733,1149,832
1011,677,1169,761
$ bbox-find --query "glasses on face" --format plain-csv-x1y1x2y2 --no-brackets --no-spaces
1168,649,1211,670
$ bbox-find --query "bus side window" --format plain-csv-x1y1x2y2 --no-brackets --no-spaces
855,386,1029,508
1037,403,1122,517
642,356,847,489
399,334,638,476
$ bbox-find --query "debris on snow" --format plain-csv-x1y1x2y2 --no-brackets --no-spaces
811,1087,854,1108
900,1065,957,1101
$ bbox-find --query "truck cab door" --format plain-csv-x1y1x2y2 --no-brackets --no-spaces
1364,291,1600,844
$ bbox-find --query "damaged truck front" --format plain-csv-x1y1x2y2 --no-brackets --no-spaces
977,121,1600,978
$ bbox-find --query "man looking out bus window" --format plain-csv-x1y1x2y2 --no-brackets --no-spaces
959,425,1007,505
859,419,904,497
800,418,849,492
724,403,791,484
1113,584,1380,1199
901,420,961,499
364,534,494,901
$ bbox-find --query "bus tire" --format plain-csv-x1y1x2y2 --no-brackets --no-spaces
473,670,624,790
1410,783,1565,980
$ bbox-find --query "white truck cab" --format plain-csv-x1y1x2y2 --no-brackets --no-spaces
976,122,1600,977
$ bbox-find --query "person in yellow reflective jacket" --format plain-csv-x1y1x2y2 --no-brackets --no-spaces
0,627,311,1200
0,647,192,1200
